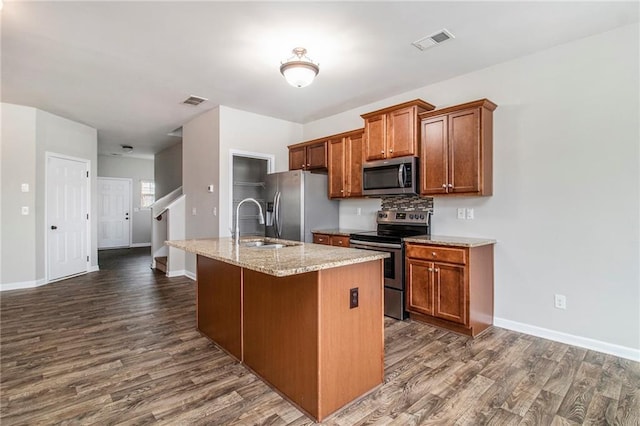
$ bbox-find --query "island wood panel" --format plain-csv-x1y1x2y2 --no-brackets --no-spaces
242,270,320,419
468,244,494,335
318,260,384,419
196,256,243,361
242,260,384,422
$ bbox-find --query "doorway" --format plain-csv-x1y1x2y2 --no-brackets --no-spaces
97,177,132,249
230,151,274,238
46,154,91,282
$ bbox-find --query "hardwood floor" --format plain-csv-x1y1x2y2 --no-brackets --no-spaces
1,248,638,425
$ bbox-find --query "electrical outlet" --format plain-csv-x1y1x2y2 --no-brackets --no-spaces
192,207,197,216
21,183,29,193
350,288,359,309
356,208,362,216
21,206,29,215
466,208,474,220
213,207,217,216
457,208,466,220
554,294,567,310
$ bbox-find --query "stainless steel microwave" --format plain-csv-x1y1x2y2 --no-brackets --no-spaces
362,157,419,196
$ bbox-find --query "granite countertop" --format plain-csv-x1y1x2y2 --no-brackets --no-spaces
403,235,496,247
311,228,370,237
165,237,389,277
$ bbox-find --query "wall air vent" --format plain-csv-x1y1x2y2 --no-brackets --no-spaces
182,95,208,106
412,29,455,51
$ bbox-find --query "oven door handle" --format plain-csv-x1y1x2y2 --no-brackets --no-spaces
350,240,402,250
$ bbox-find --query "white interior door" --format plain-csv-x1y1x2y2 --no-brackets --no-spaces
47,155,89,281
98,177,131,249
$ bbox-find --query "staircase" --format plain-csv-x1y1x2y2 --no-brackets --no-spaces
154,256,168,273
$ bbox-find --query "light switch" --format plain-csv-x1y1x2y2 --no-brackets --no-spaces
21,183,29,193
466,208,474,220
213,207,217,216
457,208,466,220
21,206,29,215
207,185,214,193
192,207,197,216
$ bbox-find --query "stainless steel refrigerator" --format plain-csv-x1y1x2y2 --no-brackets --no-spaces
265,170,339,242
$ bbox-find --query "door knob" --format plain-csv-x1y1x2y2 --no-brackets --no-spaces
51,225,57,230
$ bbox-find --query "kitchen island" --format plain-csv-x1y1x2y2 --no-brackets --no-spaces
165,237,389,422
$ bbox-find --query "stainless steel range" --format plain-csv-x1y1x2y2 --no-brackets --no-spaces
350,209,432,320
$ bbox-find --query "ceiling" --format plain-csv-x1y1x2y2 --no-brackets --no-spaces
2,1,638,159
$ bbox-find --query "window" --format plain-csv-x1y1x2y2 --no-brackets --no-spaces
141,180,155,208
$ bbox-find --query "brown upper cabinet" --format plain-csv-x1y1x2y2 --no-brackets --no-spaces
328,129,364,199
288,140,328,171
419,99,497,196
361,99,435,162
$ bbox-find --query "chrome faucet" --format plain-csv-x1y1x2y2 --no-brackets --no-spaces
234,198,265,243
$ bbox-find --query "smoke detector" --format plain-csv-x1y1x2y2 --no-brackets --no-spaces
182,95,208,106
412,29,455,51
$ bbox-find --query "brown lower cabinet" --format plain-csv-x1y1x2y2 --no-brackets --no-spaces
196,255,383,422
313,233,350,247
405,243,494,336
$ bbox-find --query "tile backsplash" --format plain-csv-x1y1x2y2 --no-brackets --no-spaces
381,195,434,211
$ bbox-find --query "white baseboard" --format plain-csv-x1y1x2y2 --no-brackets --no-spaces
0,278,48,291
494,317,640,362
130,243,151,248
166,270,196,281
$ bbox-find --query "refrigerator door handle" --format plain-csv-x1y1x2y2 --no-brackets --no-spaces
274,192,282,238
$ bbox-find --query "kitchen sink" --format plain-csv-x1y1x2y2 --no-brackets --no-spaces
241,239,300,249
243,241,284,249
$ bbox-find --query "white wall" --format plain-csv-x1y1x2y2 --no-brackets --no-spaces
182,108,221,274
1,104,37,284
98,155,154,245
218,105,303,237
154,142,182,199
1,103,98,287
303,24,640,354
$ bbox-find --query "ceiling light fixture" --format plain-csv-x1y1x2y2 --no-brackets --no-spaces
280,47,319,88
121,145,133,153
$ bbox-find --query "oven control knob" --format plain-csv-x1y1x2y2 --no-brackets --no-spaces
409,214,414,219
420,214,425,219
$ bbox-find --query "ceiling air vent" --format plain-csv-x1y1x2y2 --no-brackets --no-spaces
412,29,455,51
182,95,208,106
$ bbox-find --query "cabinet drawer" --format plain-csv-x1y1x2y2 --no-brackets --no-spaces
313,234,331,245
406,245,466,265
331,236,350,248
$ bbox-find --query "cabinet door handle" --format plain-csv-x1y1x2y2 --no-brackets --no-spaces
434,268,440,273
301,164,305,168
389,149,393,153
442,184,447,188
307,163,310,167
428,267,433,272
448,184,454,188
380,150,385,154
432,252,437,257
